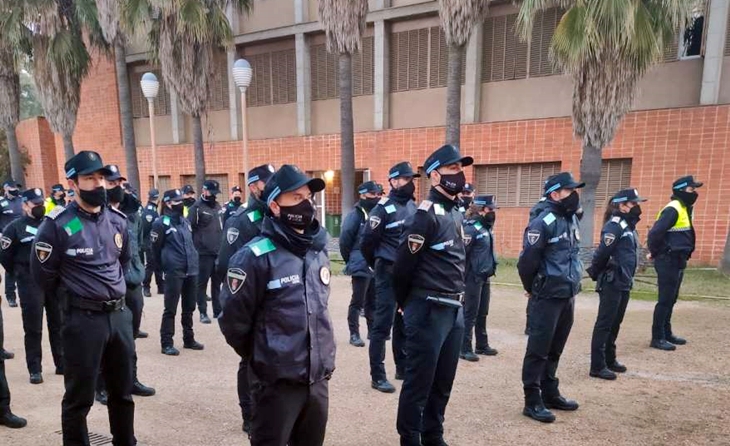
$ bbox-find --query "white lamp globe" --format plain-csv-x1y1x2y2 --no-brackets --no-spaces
140,72,160,99
233,59,253,91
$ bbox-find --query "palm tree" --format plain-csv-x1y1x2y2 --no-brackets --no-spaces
438,0,488,146
97,0,141,190
0,42,24,182
517,0,697,247
125,0,252,192
318,0,368,213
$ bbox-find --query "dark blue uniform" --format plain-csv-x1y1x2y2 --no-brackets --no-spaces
0,196,22,303
339,204,375,340
188,195,223,318
524,197,550,334
223,199,244,222
141,202,164,294
462,217,497,355
30,201,136,445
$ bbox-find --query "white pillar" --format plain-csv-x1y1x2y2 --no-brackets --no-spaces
296,33,312,135
374,20,390,130
170,91,185,144
463,24,483,123
295,0,309,23
700,0,729,105
227,4,240,139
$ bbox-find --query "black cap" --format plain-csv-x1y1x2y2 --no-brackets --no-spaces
264,165,326,205
544,172,585,195
104,164,126,182
2,180,21,189
424,144,473,175
231,185,242,193
463,183,475,194
68,189,75,197
357,181,380,195
123,183,137,195
248,164,276,185
473,195,498,209
181,185,195,195
376,183,384,194
672,175,703,190
163,189,183,203
611,188,647,204
203,180,221,195
388,162,420,179
21,188,44,205
148,188,160,199
51,184,65,193
65,151,112,179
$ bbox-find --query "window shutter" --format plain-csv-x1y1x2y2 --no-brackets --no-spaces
596,159,633,204
475,162,560,207
390,31,408,92
352,37,374,97
492,16,506,81
209,52,230,111
407,29,429,90
272,49,296,104
429,27,446,88
725,6,730,56
310,44,323,100
529,8,561,77
481,17,494,82
149,175,171,192
663,29,680,61
246,53,272,107
326,47,338,99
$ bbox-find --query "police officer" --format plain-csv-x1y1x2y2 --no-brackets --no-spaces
587,188,646,380
181,184,196,218
647,175,702,351
361,161,419,393
44,183,67,214
223,186,244,222
518,172,583,423
525,196,551,335
66,189,75,205
219,165,335,446
30,151,136,445
393,144,471,446
141,188,164,297
0,188,64,384
340,181,379,347
460,195,499,362
0,180,23,308
0,280,26,428
457,182,475,213
151,189,204,355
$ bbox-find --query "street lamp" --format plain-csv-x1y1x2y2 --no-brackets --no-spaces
233,58,253,199
140,72,160,189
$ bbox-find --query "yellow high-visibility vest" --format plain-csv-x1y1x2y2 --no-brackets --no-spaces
183,206,189,218
657,200,691,232
44,197,56,215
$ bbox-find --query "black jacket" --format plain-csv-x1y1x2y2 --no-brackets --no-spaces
393,188,466,306
647,196,696,259
188,197,223,256
121,201,145,286
151,213,199,278
528,198,549,223
141,202,159,250
339,205,372,278
223,199,244,222
0,215,42,275
218,217,336,386
517,201,582,299
216,196,266,277
464,217,497,281
361,191,417,265
0,196,23,231
587,214,639,292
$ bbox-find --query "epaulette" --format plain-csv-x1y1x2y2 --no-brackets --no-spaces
109,206,127,219
249,237,276,257
609,216,628,230
46,205,67,220
247,209,263,223
162,216,171,226
542,212,556,226
378,197,389,206
418,200,433,212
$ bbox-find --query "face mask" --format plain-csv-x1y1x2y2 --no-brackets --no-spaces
121,193,141,213
395,181,415,198
279,199,315,230
183,197,196,207
107,185,124,204
31,205,45,220
233,196,242,204
202,194,216,202
629,205,642,219
170,203,184,215
461,197,473,208
8,190,19,198
57,193,66,202
675,190,698,206
438,171,466,196
79,186,107,208
359,197,379,212
560,191,580,214
483,212,496,227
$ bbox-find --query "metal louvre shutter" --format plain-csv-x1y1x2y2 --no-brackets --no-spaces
663,29,679,61
246,53,272,107
149,175,171,192
272,49,297,104
391,29,429,92
209,52,230,111
595,159,633,205
725,5,730,56
352,36,374,96
474,162,560,207
428,27,466,88
517,162,560,206
529,8,562,77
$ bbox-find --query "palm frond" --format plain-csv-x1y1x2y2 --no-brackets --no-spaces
438,0,489,47
318,0,368,54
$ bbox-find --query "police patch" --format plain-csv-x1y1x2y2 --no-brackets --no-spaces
408,234,425,254
145,214,153,222
0,236,10,250
463,235,472,247
150,231,159,243
35,242,53,263
603,233,616,246
320,266,331,285
227,227,240,245
369,216,381,230
527,230,541,245
114,233,123,249
227,268,247,294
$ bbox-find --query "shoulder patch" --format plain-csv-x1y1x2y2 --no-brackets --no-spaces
603,233,616,246
619,220,628,229
418,200,433,212
247,209,263,223
611,216,621,224
249,238,276,257
378,197,389,206
542,212,556,226
46,205,66,220
527,230,541,245
145,214,153,222
227,268,246,294
109,207,127,219
162,216,171,226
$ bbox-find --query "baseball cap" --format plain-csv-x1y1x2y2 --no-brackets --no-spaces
65,151,113,179
263,165,326,205
672,175,703,190
424,145,473,175
544,172,585,195
104,164,126,182
248,164,276,185
21,188,45,205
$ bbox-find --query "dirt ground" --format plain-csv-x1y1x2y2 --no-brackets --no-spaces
2,276,729,446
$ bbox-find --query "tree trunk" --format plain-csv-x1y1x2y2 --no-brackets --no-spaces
445,44,464,146
62,132,75,160
114,41,140,191
720,226,730,274
4,125,24,183
339,53,355,214
578,143,603,248
192,113,206,193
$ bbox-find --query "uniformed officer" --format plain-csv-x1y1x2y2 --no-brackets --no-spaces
525,196,551,335
188,180,223,324
66,189,75,205
0,188,64,384
587,188,646,380
215,163,275,434
141,188,164,297
518,172,583,423
647,175,703,351
457,182,475,213
44,183,67,215
340,181,380,347
361,161,419,393
393,144,471,446
223,186,244,222
219,164,335,446
30,151,136,445
460,195,499,362
0,277,26,428
151,189,204,355
181,184,195,218
0,180,23,308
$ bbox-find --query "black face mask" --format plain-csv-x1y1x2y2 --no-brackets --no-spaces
391,180,415,200
483,212,496,227
629,205,642,219
31,205,45,220
461,197,473,208
183,197,196,207
79,186,107,208
170,203,184,215
359,197,379,212
559,191,580,214
56,193,66,202
7,189,19,198
233,196,242,204
202,194,217,202
121,193,141,213
279,199,315,230
674,190,698,206
439,171,466,196
107,185,124,204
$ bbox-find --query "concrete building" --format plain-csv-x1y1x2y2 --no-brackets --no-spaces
15,0,730,264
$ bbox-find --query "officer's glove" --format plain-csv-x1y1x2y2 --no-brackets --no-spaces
586,266,598,282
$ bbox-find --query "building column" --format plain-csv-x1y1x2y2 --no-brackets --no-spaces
296,33,312,136
372,0,391,11
700,0,730,105
295,0,309,23
227,4,241,139
463,24,483,124
374,20,390,131
170,91,185,144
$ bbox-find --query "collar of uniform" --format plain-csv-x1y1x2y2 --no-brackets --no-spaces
261,215,327,256
427,187,458,212
544,199,568,216
72,201,104,221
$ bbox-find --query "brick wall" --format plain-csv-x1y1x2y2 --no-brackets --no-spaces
15,117,58,193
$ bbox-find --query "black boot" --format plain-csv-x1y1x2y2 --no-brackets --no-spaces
459,351,479,362
184,340,205,350
523,403,555,423
29,373,43,385
6,294,17,308
349,334,365,347
650,339,676,351
142,287,152,298
95,390,108,406
666,335,687,345
132,380,156,397
0,410,27,428
0,350,13,360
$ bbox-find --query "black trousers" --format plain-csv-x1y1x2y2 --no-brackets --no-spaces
4,272,15,298
197,255,221,317
126,284,144,338
525,296,535,334
142,249,164,292
348,276,375,337
369,259,407,382
522,297,574,405
462,275,490,353
0,305,10,412
397,297,464,446
16,269,64,374
238,359,252,422
250,379,329,446
160,274,197,348
590,285,630,371
652,254,686,340
62,305,136,446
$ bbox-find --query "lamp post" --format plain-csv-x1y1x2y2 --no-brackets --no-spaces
233,59,253,199
141,72,160,189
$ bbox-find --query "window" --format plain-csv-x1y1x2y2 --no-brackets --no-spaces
390,29,429,92
242,49,298,107
148,175,172,193
208,52,230,111
482,14,528,82
595,159,632,205
311,37,374,100
129,66,171,118
529,8,562,77
726,5,730,56
428,27,466,88
665,2,707,61
474,162,561,207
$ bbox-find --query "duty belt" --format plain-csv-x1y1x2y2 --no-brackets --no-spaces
412,288,464,308
70,296,125,313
